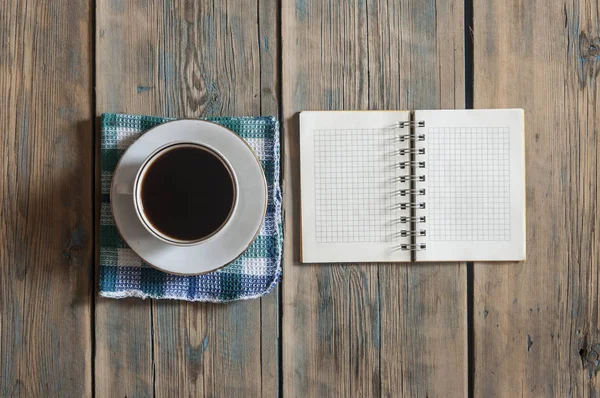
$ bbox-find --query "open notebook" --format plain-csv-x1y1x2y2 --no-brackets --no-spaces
299,109,526,263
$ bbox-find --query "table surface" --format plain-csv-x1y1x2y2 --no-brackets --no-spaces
1,0,599,397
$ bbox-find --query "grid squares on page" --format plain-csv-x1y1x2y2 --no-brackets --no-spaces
313,128,402,243
427,127,511,242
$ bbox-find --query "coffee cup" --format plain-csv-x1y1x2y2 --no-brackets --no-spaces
119,142,238,246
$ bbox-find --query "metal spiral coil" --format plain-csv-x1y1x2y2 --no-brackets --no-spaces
395,175,426,183
396,160,426,169
398,230,427,237
394,119,427,253
393,188,426,196
396,120,425,128
397,148,425,156
396,134,425,142
399,243,427,251
397,216,426,223
392,202,426,210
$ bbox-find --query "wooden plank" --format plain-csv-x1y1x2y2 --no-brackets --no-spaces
0,0,93,396
374,1,467,396
258,0,281,395
473,0,600,396
281,3,376,394
282,0,467,396
95,0,279,396
95,1,158,395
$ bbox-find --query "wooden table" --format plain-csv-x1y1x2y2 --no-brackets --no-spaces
1,0,598,396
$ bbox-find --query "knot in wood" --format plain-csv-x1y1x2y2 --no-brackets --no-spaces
69,245,82,256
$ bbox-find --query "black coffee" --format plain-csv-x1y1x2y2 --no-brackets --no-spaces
139,145,235,242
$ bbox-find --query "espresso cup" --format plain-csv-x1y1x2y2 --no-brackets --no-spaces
131,142,238,245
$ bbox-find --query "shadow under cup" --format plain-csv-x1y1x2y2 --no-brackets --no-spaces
133,143,237,245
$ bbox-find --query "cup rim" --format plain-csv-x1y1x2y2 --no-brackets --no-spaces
132,142,239,246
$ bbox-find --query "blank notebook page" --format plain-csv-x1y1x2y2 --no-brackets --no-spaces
415,109,526,262
300,111,412,263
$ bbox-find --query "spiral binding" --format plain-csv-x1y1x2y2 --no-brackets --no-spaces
398,243,427,251
397,216,426,223
397,161,426,169
395,175,426,183
394,119,427,252
397,134,425,142
391,202,426,210
397,148,425,156
399,230,427,237
396,121,425,128
393,188,426,196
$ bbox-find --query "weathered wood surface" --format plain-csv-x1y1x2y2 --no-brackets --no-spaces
282,0,467,396
5,0,599,396
473,0,600,396
0,0,93,397
95,1,160,395
95,0,279,397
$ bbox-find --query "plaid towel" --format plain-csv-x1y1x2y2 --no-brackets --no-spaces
99,113,282,302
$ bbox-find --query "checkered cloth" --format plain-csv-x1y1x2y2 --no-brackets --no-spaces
99,113,282,302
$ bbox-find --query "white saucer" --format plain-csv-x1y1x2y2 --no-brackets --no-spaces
111,119,267,275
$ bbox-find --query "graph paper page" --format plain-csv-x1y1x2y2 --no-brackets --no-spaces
415,109,526,262
300,111,412,263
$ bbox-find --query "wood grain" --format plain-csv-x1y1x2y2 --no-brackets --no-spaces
95,1,159,395
258,0,281,396
374,1,467,396
282,0,467,396
0,0,93,397
95,0,279,396
473,0,600,396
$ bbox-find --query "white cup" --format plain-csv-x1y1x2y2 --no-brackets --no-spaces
121,142,238,246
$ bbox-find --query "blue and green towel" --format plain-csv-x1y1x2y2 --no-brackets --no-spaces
99,113,282,302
